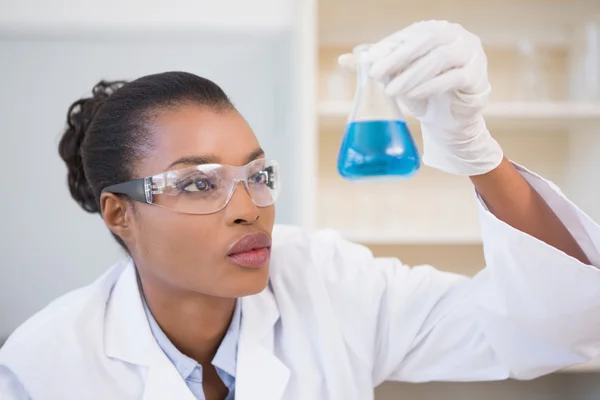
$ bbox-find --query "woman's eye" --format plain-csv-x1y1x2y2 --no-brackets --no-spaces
179,177,216,192
250,170,268,184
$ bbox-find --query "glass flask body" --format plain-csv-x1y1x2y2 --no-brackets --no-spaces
337,44,421,182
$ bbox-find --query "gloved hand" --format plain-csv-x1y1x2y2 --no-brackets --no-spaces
338,20,504,176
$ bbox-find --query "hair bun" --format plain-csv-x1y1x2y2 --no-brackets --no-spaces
58,80,125,213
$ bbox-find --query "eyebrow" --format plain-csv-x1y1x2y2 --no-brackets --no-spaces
166,147,265,170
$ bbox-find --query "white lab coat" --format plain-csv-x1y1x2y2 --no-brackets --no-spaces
1,164,600,400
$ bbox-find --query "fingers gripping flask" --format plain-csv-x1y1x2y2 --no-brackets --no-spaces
337,44,421,182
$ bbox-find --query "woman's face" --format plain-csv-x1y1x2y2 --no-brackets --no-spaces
128,105,275,298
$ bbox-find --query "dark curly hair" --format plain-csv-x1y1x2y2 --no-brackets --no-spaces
58,71,233,249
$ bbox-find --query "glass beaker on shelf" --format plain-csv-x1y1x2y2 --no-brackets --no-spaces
568,18,600,102
514,38,549,101
337,44,421,183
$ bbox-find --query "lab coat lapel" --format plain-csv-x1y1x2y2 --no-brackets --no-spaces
142,365,196,400
236,282,290,400
104,260,196,400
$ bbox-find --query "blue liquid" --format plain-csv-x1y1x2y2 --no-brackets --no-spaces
337,120,421,182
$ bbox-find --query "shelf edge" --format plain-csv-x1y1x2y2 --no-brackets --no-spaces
319,101,600,120
335,229,483,245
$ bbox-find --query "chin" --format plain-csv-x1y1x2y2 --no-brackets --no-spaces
239,269,271,297
220,264,271,298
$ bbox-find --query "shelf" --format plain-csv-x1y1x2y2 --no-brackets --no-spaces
335,229,482,245
485,102,600,119
319,100,600,119
318,101,600,130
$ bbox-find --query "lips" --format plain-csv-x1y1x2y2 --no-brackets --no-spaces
227,232,272,268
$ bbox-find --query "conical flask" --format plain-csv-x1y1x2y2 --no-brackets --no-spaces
337,44,421,182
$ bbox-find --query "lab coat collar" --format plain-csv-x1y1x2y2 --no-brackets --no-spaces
237,281,290,400
104,260,196,400
104,259,290,400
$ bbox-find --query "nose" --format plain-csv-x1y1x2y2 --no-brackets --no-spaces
224,180,259,225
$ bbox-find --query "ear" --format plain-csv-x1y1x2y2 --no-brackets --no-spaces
100,192,134,243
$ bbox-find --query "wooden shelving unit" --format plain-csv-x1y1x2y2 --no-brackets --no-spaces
305,0,600,382
313,3,600,247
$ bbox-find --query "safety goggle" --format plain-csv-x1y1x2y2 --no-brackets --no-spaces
101,159,280,215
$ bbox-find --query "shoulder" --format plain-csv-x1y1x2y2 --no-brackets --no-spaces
272,224,367,255
268,225,412,371
0,259,129,374
270,224,449,302
271,224,384,274
270,224,405,301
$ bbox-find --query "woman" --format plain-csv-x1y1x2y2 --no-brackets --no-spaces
1,20,599,400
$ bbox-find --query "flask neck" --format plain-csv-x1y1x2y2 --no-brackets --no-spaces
350,44,405,123
353,46,372,88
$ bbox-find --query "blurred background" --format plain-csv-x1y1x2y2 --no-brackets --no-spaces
1,0,600,398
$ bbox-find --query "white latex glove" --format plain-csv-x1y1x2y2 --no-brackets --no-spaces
338,20,504,176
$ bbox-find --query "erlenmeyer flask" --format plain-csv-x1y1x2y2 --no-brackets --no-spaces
337,44,421,182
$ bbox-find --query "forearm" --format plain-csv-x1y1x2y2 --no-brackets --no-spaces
470,157,590,265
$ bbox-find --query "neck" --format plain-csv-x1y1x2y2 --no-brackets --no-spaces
138,271,237,365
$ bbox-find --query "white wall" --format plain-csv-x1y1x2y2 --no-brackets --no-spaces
0,0,293,31
0,30,300,340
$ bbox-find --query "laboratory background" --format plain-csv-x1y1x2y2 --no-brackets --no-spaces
1,0,600,399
